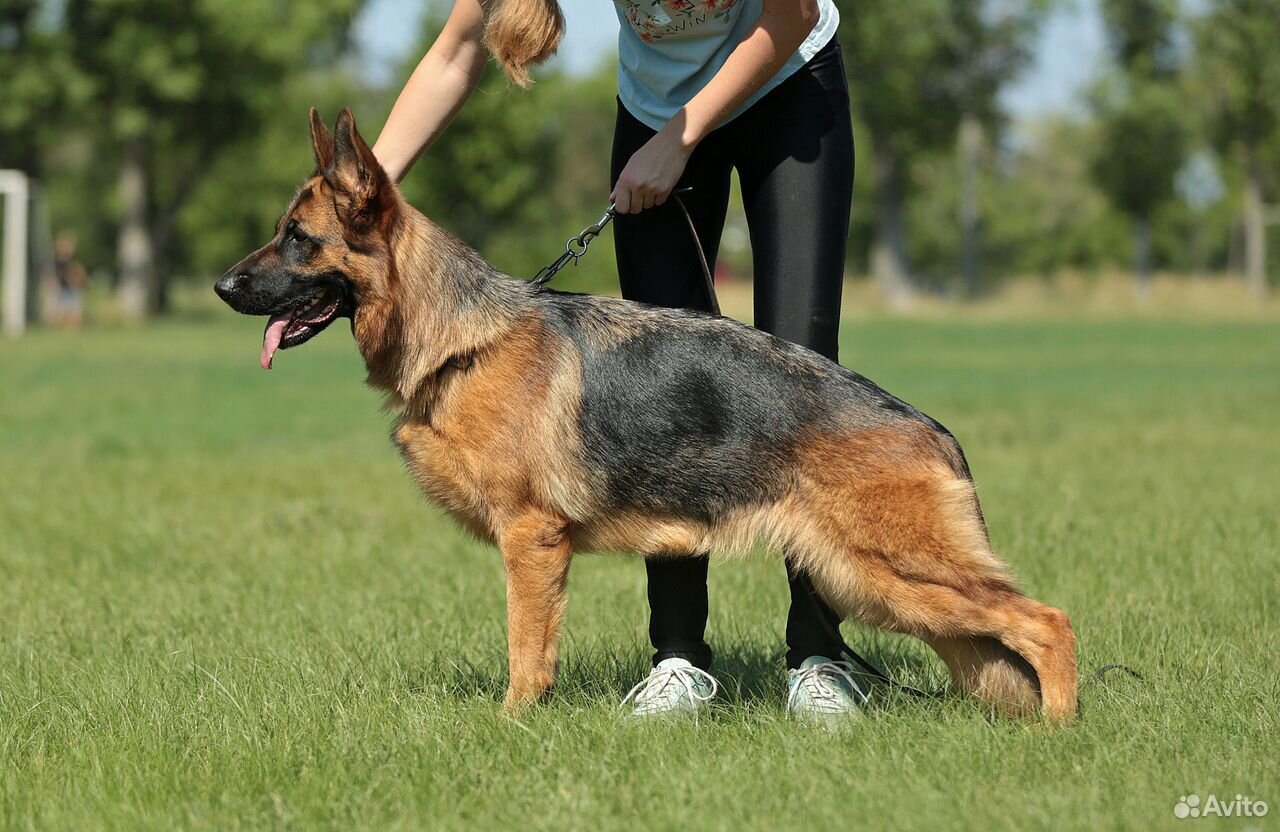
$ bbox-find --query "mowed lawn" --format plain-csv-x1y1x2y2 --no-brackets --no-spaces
1,309,1277,831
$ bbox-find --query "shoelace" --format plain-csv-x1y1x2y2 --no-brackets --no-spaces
621,665,719,713
786,660,870,713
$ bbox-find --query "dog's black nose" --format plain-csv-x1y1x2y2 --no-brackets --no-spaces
214,272,244,300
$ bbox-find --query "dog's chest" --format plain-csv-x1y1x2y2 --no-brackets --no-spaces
393,412,502,537
390,367,554,536
385,328,595,537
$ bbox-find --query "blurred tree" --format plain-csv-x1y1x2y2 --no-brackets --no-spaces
982,117,1130,277
839,0,954,304
177,70,369,281
382,15,618,290
1089,0,1188,299
1170,149,1228,274
478,60,621,289
948,0,1052,296
62,0,364,318
838,0,1049,303
397,63,560,257
0,1,88,175
1194,0,1280,299
909,116,1137,284
1100,0,1182,70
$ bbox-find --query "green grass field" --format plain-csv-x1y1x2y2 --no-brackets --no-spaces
2,311,1277,830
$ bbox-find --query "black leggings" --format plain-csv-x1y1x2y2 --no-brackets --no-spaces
610,36,854,671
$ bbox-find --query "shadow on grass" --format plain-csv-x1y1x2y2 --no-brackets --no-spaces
407,654,508,702
405,633,952,715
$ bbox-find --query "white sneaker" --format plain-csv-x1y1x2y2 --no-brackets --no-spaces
786,656,868,723
622,658,719,718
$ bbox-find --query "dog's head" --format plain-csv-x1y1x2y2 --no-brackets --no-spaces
215,108,397,369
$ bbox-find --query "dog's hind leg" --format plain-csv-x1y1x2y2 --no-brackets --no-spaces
790,431,1078,721
924,598,1077,722
826,557,1077,722
498,511,574,712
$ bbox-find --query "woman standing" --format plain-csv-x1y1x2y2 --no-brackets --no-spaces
373,0,860,721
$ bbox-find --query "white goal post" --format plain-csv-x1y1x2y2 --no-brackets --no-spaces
1,170,30,338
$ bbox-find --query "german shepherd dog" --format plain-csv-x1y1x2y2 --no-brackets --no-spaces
215,109,1078,721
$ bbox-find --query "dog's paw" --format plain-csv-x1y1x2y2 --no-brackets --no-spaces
502,673,553,713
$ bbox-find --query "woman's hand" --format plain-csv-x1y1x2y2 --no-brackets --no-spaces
611,125,695,214
614,0,818,205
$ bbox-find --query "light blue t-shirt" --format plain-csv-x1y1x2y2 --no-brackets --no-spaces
612,0,840,131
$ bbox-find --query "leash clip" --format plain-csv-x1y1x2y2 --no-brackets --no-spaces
581,205,617,240
566,205,616,258
531,204,617,287
529,187,703,295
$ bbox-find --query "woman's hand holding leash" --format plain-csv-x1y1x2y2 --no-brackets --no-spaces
611,125,694,214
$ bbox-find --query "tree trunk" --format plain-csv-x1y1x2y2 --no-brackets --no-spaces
1133,214,1152,303
1243,143,1267,300
871,144,914,307
146,143,215,317
958,115,982,298
150,233,171,316
148,217,176,317
116,138,153,321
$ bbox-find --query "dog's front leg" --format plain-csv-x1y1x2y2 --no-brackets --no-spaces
499,512,573,712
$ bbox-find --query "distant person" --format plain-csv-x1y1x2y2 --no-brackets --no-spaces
48,232,88,329
374,0,859,720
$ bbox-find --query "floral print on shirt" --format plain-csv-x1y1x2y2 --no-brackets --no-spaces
615,0,740,42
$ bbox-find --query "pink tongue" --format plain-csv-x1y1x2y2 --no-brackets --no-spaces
260,316,289,370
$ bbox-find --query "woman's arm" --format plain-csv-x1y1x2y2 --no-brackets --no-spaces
612,0,821,213
372,0,490,183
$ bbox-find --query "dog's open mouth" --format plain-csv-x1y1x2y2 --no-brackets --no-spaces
260,287,345,370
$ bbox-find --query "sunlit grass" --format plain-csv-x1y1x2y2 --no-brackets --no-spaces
1,311,1276,830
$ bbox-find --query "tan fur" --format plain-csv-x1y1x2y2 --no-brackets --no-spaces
254,110,1079,721
369,223,1078,720
387,344,1077,719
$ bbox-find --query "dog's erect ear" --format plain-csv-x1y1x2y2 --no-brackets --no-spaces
322,107,389,228
309,107,334,172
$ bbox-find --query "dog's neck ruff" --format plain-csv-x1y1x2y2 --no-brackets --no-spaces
355,209,534,406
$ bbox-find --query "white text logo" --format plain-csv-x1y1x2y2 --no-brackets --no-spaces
1174,794,1269,820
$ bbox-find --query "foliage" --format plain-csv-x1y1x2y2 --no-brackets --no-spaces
837,0,1050,161
1098,0,1181,74
836,0,1052,291
839,0,966,166
1192,0,1280,292
6,0,1280,312
62,0,361,144
54,0,365,312
1195,0,1280,150
1089,74,1188,219
1088,0,1189,284
908,118,1132,282
0,0,90,172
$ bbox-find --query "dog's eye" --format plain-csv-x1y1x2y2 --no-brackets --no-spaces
290,226,310,244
